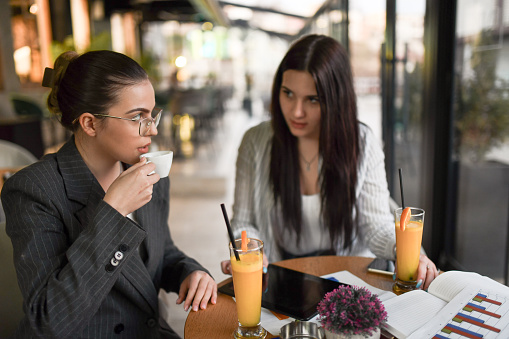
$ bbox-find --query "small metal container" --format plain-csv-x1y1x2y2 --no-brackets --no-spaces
279,321,325,339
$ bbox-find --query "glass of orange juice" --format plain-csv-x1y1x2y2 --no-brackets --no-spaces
393,207,425,294
230,238,267,339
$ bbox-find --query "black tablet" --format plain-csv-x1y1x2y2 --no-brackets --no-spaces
218,264,345,320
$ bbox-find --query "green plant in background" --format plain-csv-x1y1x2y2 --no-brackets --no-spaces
455,30,509,162
88,31,112,51
50,31,112,62
48,32,164,108
50,35,76,62
139,51,161,85
50,32,160,86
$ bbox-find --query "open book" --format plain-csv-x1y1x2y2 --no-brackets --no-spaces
383,271,509,338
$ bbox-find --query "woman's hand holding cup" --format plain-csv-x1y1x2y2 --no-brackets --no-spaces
104,158,160,216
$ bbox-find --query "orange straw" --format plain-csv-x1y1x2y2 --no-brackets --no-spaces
241,230,248,252
400,207,411,231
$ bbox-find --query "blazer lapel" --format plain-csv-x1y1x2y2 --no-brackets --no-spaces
56,138,105,228
135,187,166,279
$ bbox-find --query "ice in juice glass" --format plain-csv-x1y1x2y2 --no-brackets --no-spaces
393,207,425,294
229,238,267,339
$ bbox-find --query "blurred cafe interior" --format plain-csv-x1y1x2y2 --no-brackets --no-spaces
0,0,508,336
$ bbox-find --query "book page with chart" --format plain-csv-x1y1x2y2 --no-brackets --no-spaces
427,271,508,303
383,290,447,338
383,271,509,338
408,284,509,338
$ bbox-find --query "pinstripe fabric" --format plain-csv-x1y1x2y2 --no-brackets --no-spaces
1,137,207,338
230,121,396,262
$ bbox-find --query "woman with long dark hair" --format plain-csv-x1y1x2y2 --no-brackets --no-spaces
222,34,438,290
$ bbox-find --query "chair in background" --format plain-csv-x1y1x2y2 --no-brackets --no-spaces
169,88,226,158
0,139,38,167
11,97,45,118
0,140,38,223
0,221,24,337
0,96,45,158
0,141,35,336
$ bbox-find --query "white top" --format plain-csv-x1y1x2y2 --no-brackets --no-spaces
230,121,396,262
281,194,328,255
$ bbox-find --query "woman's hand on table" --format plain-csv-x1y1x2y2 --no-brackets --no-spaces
220,254,269,275
176,271,217,312
416,254,439,290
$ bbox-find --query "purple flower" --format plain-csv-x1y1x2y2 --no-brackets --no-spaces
317,285,388,337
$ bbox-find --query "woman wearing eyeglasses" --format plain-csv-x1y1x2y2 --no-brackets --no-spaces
1,50,216,338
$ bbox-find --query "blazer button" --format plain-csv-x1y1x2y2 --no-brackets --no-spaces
114,323,124,334
114,251,124,261
146,318,157,328
110,258,119,267
105,264,115,272
119,244,130,252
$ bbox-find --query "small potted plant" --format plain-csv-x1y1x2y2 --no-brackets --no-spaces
317,285,388,339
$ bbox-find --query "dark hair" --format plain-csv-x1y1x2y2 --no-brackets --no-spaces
270,34,360,252
46,50,148,131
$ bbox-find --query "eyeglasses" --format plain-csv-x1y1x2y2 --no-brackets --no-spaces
74,108,163,137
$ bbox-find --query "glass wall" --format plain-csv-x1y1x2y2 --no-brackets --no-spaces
452,0,509,282
346,0,426,211
349,0,385,141
301,0,349,47
391,1,426,207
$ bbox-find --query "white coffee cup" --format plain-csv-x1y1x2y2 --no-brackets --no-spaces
140,151,173,178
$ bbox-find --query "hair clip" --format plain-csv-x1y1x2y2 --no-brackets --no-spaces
42,67,55,88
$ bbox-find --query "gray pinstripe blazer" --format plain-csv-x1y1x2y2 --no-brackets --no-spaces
1,138,208,338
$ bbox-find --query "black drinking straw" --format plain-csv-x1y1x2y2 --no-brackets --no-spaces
398,168,406,209
221,203,240,261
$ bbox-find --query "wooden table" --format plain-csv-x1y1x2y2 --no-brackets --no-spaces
185,256,394,338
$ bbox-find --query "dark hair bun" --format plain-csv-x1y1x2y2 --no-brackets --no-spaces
46,51,79,116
